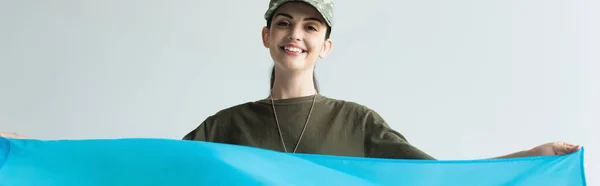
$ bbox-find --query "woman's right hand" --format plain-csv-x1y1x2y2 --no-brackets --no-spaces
0,132,27,138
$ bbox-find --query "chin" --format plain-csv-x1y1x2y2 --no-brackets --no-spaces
275,59,312,71
269,49,316,71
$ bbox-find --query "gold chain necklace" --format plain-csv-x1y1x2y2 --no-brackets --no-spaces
270,93,317,153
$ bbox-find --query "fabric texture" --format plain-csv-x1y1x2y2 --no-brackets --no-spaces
0,137,587,186
264,0,334,27
183,94,435,159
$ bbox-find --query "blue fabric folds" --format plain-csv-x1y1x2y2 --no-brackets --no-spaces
0,137,587,186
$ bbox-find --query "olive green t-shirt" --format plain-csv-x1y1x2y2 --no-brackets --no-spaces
183,94,435,160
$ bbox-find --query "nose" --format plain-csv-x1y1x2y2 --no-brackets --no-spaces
288,25,303,41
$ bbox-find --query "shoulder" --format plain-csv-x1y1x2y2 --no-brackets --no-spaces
321,96,408,140
183,101,256,140
201,101,256,125
322,96,394,131
319,96,383,120
319,96,364,109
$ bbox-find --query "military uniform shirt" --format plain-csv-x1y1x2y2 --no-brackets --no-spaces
183,94,435,160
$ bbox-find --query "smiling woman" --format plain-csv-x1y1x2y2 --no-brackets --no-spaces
182,0,441,159
181,0,581,160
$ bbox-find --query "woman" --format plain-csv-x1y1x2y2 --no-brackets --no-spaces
2,0,581,159
181,0,581,159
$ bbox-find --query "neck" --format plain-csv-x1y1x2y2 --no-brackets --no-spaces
270,68,317,100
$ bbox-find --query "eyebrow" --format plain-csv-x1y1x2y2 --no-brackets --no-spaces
274,13,324,25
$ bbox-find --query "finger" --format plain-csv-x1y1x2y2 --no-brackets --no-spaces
553,142,572,155
571,145,582,152
563,143,581,153
555,142,581,155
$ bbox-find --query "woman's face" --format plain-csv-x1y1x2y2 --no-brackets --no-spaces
262,2,332,72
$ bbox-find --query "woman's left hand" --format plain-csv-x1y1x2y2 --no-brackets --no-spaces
527,142,581,156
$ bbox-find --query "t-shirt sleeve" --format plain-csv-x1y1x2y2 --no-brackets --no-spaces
182,124,207,141
182,118,212,141
363,109,436,160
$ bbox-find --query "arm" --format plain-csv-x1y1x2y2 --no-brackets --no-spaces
488,142,581,159
182,123,208,141
182,115,221,141
489,150,530,159
0,132,27,139
361,109,580,160
182,116,211,141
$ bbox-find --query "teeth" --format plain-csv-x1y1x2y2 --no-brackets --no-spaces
284,46,303,53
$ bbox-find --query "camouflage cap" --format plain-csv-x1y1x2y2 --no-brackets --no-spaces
264,0,335,27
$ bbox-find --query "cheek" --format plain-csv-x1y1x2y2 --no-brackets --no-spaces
266,32,280,47
307,41,323,55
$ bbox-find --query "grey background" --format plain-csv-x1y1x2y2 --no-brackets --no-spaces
1,0,597,183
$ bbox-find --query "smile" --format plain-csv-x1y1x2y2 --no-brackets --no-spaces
282,46,304,53
280,44,307,56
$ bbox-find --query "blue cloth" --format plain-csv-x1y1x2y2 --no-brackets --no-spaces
0,137,587,186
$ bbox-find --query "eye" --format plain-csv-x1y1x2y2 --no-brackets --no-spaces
307,25,318,31
276,21,290,27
